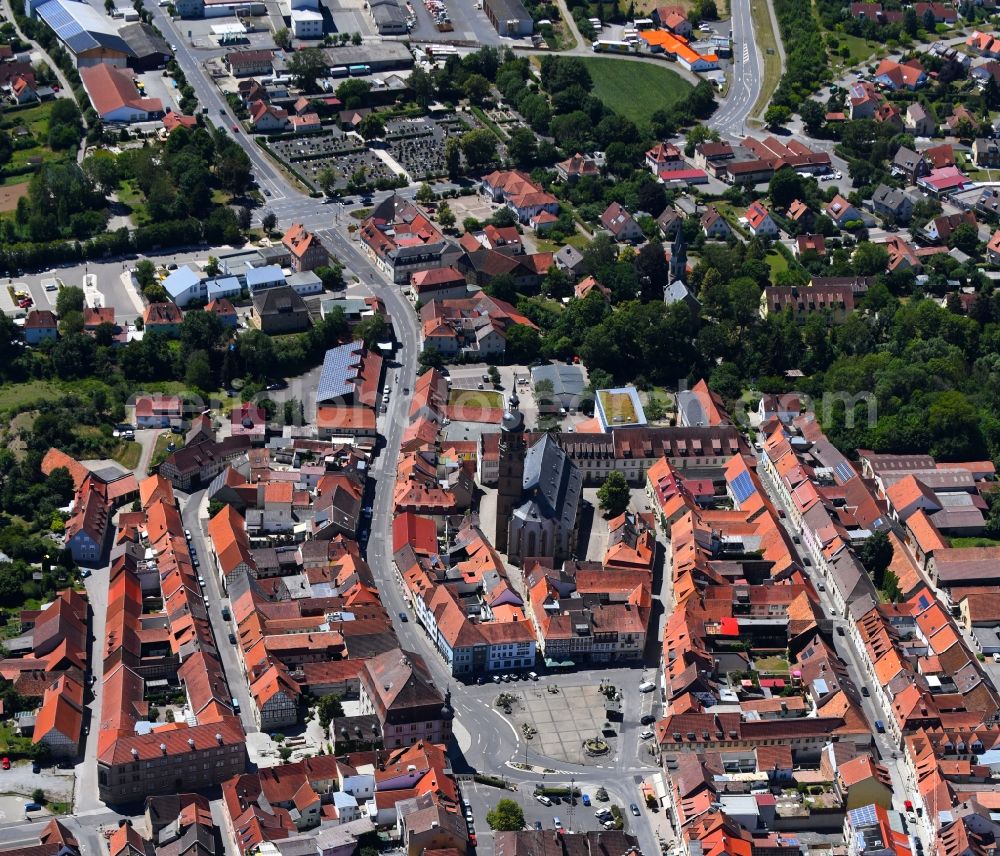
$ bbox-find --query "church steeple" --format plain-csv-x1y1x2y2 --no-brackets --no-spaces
495,392,525,554
669,226,687,284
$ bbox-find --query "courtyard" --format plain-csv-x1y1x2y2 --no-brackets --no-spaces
500,683,621,766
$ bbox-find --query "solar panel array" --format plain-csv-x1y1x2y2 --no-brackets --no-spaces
834,460,855,483
37,0,129,55
729,470,756,505
316,343,363,403
848,803,878,829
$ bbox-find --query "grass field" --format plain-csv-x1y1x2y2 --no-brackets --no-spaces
949,536,1000,549
578,57,692,127
749,0,782,123
0,379,66,413
829,33,882,72
765,250,789,282
111,441,142,470
448,388,504,410
0,102,73,173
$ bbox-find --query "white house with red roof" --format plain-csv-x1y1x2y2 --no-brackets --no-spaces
745,201,779,237
79,64,162,122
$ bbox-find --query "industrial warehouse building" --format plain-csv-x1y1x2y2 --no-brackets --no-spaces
482,0,533,36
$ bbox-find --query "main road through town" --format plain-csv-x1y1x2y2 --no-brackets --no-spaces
122,8,782,849
708,0,764,138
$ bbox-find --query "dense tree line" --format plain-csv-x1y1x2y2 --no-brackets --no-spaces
772,0,828,112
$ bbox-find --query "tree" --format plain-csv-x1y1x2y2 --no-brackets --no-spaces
437,201,455,230
903,6,919,35
185,350,213,390
416,182,435,204
486,799,525,832
698,0,718,19
316,693,345,728
358,113,385,140
273,27,292,49
764,105,791,129
922,6,936,31
799,99,825,135
289,48,328,93
769,168,805,210
205,256,221,277
464,73,491,104
82,151,119,195
852,242,889,276
505,323,540,364
635,241,669,300
336,78,371,109
409,65,435,108
506,127,537,166
857,529,894,588
261,210,277,232
55,285,84,316
351,31,363,45
445,137,462,179
460,129,497,169
597,470,630,517
354,313,387,350
948,222,979,255
133,260,157,291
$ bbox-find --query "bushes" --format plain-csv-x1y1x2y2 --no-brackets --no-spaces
772,0,828,111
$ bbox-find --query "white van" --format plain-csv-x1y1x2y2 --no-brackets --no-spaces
638,681,655,693
536,794,552,806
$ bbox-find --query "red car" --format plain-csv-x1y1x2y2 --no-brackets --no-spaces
232,124,239,133
2,757,10,770
469,835,477,848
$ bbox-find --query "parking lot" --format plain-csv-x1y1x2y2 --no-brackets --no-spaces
459,777,638,856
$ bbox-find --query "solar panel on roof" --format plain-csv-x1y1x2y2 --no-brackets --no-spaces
316,343,364,404
834,460,855,482
730,470,755,505
848,803,878,829
918,594,930,610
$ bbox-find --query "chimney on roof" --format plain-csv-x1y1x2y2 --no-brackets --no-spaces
188,738,195,748
216,733,224,744
160,743,168,755
131,747,139,759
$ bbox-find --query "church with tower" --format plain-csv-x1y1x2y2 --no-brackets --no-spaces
493,392,583,565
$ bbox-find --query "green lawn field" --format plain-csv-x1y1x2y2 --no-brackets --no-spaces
578,57,692,127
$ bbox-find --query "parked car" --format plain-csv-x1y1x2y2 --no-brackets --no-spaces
536,795,552,807
553,818,563,832
861,686,870,697
875,719,886,733
640,714,656,725
2,757,11,770
582,794,591,806
534,822,542,830
398,611,408,622
228,633,237,644
31,762,40,773
630,804,641,816
639,729,655,740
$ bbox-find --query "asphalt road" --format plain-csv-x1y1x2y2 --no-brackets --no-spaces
707,0,762,138
753,451,927,854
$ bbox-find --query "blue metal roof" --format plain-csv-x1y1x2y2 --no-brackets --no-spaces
163,266,200,299
37,0,132,56
207,276,241,299
245,265,285,288
316,343,364,404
